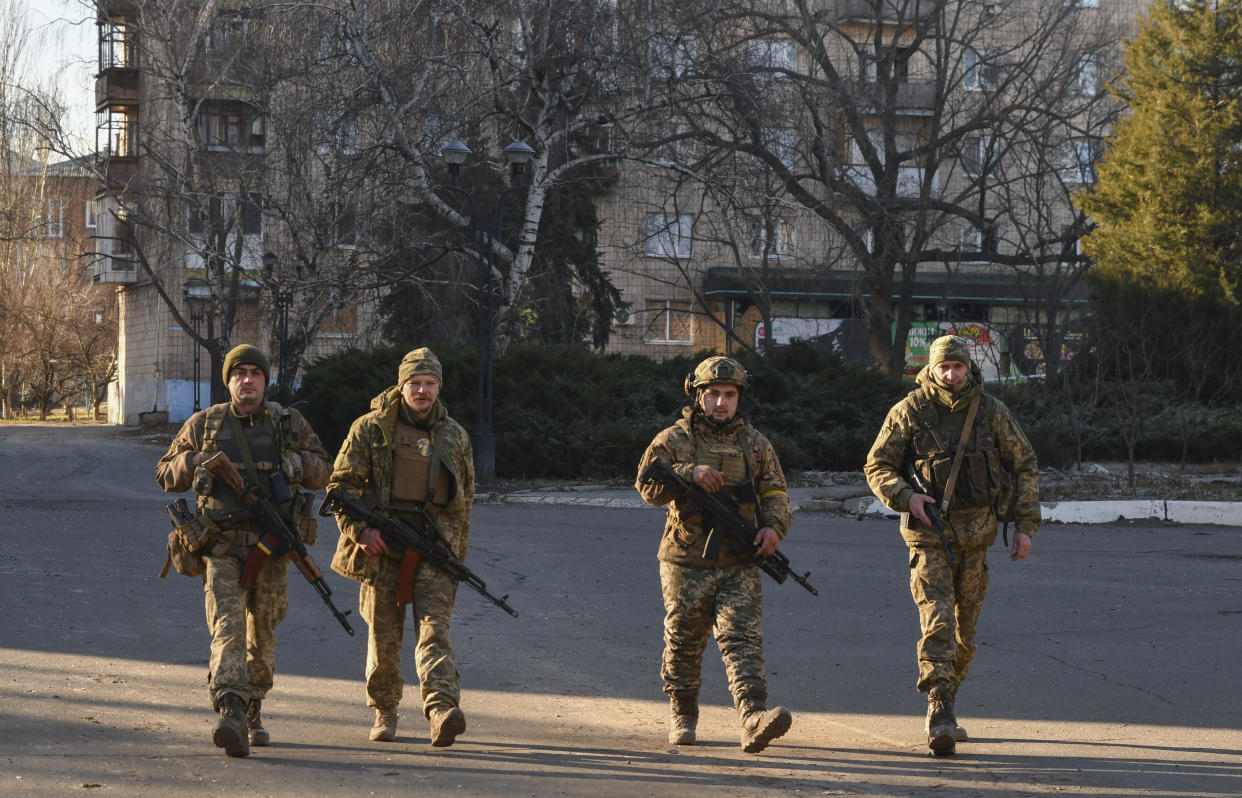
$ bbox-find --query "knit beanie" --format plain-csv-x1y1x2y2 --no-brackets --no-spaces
928,335,972,368
398,347,443,386
222,344,269,386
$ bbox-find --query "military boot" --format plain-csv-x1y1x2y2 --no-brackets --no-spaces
429,706,466,748
926,686,957,756
213,694,250,758
247,699,269,747
370,708,399,742
668,692,698,746
739,703,792,754
948,685,967,741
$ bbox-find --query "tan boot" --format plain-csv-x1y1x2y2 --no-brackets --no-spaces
669,713,697,745
370,708,399,742
246,699,270,747
213,694,250,758
739,705,791,754
926,686,957,756
429,706,466,747
668,691,698,745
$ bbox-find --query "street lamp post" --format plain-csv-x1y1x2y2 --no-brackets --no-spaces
262,251,293,394
441,138,534,486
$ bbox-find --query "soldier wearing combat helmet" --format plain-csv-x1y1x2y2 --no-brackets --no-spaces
864,335,1040,756
635,355,795,754
156,344,333,757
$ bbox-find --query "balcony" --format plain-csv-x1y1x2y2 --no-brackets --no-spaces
95,69,139,108
847,79,938,116
835,0,940,25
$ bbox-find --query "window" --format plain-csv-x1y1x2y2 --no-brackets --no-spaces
39,198,66,238
316,112,359,155
187,194,262,236
964,50,999,92
1074,55,1100,97
205,15,251,51
863,46,913,82
85,198,99,229
651,34,696,79
960,226,984,261
1063,138,1101,184
961,135,993,178
1065,0,1100,7
762,128,797,170
748,39,796,79
248,117,266,152
748,217,793,259
98,17,136,70
330,199,358,248
98,106,136,157
198,108,245,150
644,214,692,258
644,299,693,344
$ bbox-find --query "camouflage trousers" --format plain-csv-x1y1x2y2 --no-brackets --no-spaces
659,560,767,710
359,554,460,716
907,544,990,693
203,552,289,709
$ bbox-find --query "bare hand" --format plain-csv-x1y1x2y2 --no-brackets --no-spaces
1010,532,1032,561
692,465,726,493
908,493,936,526
753,526,779,557
359,527,388,556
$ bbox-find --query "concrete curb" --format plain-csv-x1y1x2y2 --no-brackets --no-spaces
844,496,1242,527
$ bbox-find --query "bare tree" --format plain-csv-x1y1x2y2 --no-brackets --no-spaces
624,0,1124,372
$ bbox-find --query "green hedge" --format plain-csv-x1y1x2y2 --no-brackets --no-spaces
294,342,1240,477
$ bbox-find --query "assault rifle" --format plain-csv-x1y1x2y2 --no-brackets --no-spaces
901,459,957,566
638,458,818,595
318,488,519,618
200,452,355,636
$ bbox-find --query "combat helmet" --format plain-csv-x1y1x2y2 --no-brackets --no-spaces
684,356,750,397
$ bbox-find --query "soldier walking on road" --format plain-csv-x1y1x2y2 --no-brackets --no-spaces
635,356,794,754
156,345,333,757
864,335,1040,756
327,348,475,747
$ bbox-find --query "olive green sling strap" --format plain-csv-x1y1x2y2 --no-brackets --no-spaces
938,392,981,518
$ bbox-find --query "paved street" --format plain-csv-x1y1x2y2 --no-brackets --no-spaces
1,425,1239,797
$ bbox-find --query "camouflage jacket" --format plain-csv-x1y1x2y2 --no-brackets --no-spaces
155,401,332,516
635,405,792,568
329,387,474,585
864,365,1040,549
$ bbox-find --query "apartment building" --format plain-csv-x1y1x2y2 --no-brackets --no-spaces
91,0,1149,424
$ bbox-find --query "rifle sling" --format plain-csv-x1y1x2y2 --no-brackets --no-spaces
939,392,981,518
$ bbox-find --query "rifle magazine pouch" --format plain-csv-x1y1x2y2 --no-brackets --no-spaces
295,490,318,546
176,512,222,553
164,530,206,578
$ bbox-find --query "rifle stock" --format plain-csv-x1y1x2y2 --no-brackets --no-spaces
639,459,818,596
901,460,957,565
319,488,519,618
200,451,355,636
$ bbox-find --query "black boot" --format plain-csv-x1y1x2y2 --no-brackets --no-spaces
247,699,269,747
926,686,956,756
213,694,250,757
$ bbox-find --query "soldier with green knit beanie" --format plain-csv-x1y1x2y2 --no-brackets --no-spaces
156,344,332,757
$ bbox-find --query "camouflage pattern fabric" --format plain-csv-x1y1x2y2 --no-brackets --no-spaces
203,552,290,707
156,401,332,711
327,388,474,716
863,364,1039,694
908,545,989,692
635,405,792,568
359,555,461,714
659,561,768,709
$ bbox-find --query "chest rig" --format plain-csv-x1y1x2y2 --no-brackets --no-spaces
391,420,451,510
909,389,1005,510
199,403,288,521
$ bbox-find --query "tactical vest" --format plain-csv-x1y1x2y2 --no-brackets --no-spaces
675,428,759,561
391,420,452,509
198,402,293,525
909,388,1007,510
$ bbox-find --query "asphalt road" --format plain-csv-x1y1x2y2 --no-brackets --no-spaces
1,425,1239,797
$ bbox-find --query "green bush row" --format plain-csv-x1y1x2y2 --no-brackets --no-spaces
294,342,1240,478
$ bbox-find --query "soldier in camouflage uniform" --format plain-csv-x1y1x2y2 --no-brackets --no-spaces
635,356,794,754
864,335,1040,756
156,344,332,757
328,347,475,747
